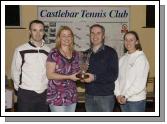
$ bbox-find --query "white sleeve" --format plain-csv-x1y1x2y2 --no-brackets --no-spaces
114,58,122,97
11,48,22,91
114,57,123,96
124,56,149,99
114,79,120,97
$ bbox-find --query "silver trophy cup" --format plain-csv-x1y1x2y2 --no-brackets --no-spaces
76,52,91,79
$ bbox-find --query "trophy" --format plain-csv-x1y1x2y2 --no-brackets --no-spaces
76,52,91,79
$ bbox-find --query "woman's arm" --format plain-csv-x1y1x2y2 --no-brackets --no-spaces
124,56,149,99
46,62,79,81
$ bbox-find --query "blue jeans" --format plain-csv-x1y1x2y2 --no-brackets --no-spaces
85,94,115,112
120,100,146,112
49,103,76,112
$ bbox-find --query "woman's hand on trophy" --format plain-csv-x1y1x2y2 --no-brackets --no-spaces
82,73,95,83
70,72,80,81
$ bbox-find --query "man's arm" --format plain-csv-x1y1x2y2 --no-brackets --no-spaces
11,48,22,91
94,49,118,83
84,49,118,83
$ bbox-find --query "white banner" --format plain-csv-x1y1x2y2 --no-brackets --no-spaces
38,6,130,57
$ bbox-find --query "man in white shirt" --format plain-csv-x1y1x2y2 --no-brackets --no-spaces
11,20,50,112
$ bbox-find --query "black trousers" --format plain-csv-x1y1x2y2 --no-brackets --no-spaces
17,88,48,112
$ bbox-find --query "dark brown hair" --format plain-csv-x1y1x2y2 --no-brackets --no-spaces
29,20,45,30
29,20,45,39
90,24,105,45
90,24,105,34
123,31,142,52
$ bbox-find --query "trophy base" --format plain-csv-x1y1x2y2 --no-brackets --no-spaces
76,73,89,79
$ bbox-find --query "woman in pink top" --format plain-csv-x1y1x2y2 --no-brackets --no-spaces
46,26,80,112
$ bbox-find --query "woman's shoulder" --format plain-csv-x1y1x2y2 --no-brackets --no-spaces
49,48,58,54
135,51,147,59
119,54,126,62
47,48,61,62
48,48,60,58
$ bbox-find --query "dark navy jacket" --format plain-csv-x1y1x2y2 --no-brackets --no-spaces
85,45,118,96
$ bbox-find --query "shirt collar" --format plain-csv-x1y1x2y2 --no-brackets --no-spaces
28,40,44,48
90,44,105,53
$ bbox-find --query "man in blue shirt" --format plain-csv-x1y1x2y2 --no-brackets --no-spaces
83,24,118,112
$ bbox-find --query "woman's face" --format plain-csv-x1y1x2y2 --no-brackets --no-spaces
60,29,73,47
124,33,138,53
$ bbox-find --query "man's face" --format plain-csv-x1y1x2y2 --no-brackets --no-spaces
90,26,104,46
29,23,44,42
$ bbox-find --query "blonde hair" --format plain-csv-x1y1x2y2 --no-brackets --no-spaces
55,26,74,51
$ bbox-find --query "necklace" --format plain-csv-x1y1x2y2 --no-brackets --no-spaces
60,48,72,59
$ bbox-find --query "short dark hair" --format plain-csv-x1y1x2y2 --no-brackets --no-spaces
29,20,45,39
29,19,45,30
123,31,142,52
90,24,105,34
